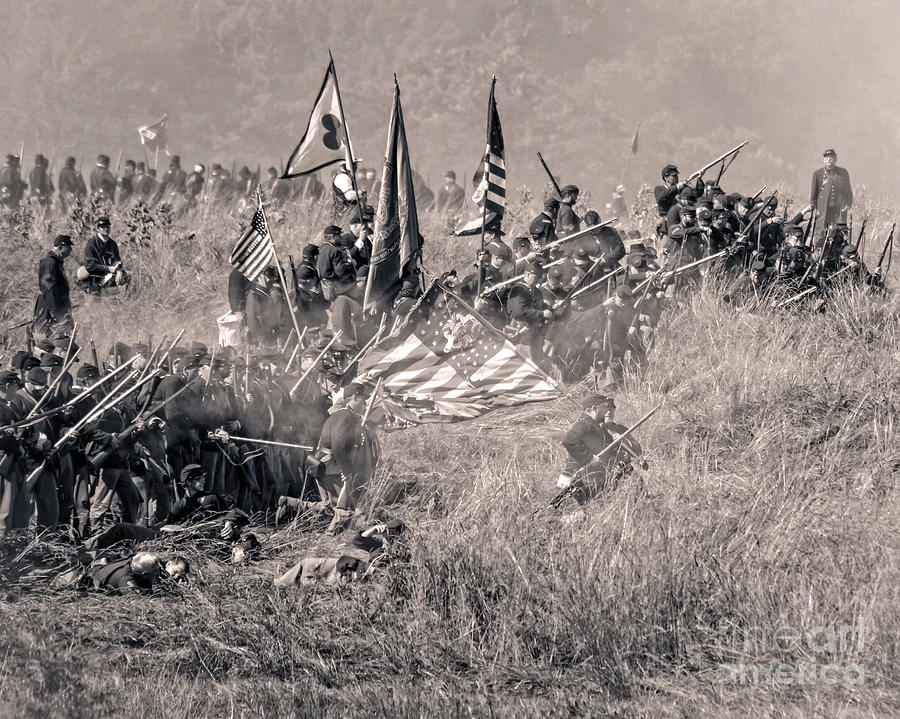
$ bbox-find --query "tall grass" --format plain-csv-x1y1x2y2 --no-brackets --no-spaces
0,192,897,717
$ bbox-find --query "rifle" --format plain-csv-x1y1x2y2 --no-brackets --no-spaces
855,217,868,258
565,266,625,304
89,381,194,471
549,403,661,508
686,140,750,183
289,330,342,397
481,257,568,296
26,351,80,418
536,152,563,199
90,339,99,369
208,430,313,452
114,149,123,179
774,264,855,308
751,185,767,201
631,251,726,294
0,358,138,432
23,368,151,492
874,223,895,278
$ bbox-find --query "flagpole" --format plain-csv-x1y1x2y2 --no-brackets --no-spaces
620,121,639,187
258,188,306,352
329,50,366,228
476,76,496,299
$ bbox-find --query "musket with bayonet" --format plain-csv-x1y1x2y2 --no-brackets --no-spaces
0,356,139,433
685,140,750,184
480,219,620,297
23,368,156,492
89,381,195,471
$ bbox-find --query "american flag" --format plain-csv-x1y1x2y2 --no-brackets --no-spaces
455,78,505,236
357,281,558,423
229,192,274,281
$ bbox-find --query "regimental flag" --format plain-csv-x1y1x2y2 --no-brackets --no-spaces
138,115,169,155
229,192,274,281
630,121,640,154
356,281,558,423
455,78,505,236
364,79,421,314
282,56,355,178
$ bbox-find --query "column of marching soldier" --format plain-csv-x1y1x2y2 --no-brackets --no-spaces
1,148,890,591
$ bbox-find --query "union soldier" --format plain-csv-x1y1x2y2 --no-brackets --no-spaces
810,149,852,230
79,216,129,295
436,170,466,213
0,154,25,208
610,184,628,219
0,371,30,533
654,164,681,218
118,159,136,204
310,383,378,534
28,154,54,207
556,393,642,504
581,210,625,272
529,197,559,251
57,156,86,210
133,161,156,201
507,261,554,370
295,244,329,329
623,242,660,290
557,185,581,237
317,225,357,301
89,154,116,203
33,234,74,337
541,265,569,304
155,155,188,203
332,159,360,221
186,164,205,201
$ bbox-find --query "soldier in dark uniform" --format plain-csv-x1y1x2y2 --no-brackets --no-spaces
312,383,377,534
623,242,660,290
28,154,54,208
556,393,642,505
118,159,136,204
507,261,554,370
810,149,852,233
436,170,466,213
581,210,625,272
80,216,129,295
0,370,31,533
0,154,25,208
540,265,569,304
317,225,357,301
185,164,205,206
654,164,681,218
557,185,581,237
531,197,559,244
89,154,116,203
33,234,74,337
57,156,86,211
155,155,188,204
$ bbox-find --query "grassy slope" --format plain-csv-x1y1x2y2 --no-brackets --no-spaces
0,195,898,717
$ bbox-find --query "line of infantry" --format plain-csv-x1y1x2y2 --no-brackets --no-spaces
2,145,892,591
0,151,474,219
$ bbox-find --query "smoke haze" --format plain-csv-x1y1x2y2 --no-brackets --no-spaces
2,0,897,200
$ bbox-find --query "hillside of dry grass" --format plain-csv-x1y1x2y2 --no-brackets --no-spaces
0,194,898,717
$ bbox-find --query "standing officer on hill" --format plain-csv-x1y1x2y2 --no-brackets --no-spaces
810,148,852,238
33,234,74,337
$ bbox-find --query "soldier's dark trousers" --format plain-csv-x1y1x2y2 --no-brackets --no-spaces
0,464,30,534
33,466,59,529
200,448,226,496
89,468,140,526
56,452,76,528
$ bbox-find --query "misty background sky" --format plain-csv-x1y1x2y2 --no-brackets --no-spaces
2,0,898,203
